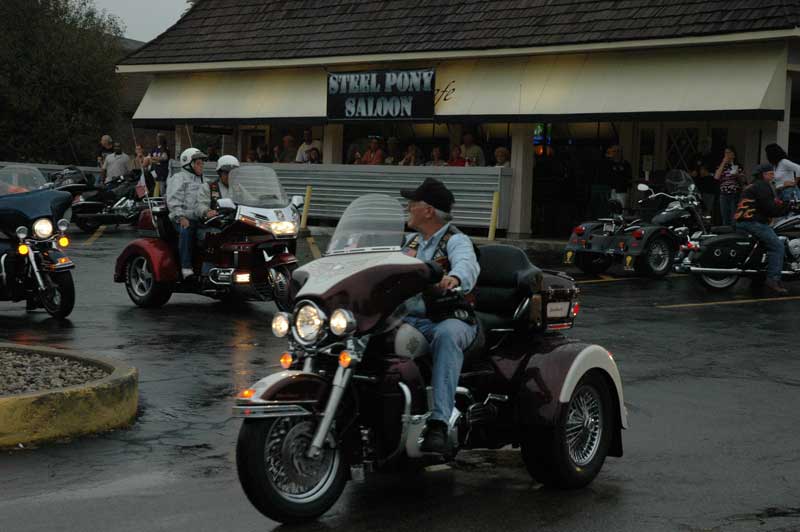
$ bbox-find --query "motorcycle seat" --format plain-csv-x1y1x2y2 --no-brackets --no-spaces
473,244,541,332
710,226,738,234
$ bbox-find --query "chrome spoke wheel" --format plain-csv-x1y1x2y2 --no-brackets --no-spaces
130,256,153,297
565,385,604,467
264,418,338,504
648,240,671,272
700,273,739,289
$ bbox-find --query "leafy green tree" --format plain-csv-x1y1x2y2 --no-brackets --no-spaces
0,0,125,164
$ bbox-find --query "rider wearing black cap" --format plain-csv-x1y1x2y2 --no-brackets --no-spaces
400,178,480,453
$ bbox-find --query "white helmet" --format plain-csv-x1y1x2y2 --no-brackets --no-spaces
180,147,207,169
216,155,240,175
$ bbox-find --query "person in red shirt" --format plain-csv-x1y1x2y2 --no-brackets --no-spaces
354,136,385,165
447,145,466,167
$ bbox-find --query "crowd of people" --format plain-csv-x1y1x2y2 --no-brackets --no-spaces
96,133,171,195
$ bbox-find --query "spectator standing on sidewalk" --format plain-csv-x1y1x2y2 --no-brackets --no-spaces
103,142,132,184
714,146,744,225
426,146,447,167
461,132,486,166
295,129,323,163
765,143,800,203
273,135,298,163
96,135,114,184
150,133,171,197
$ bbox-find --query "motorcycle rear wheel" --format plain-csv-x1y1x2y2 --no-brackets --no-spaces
635,237,673,277
521,372,612,489
125,254,172,307
694,272,739,291
39,271,75,319
236,418,347,524
75,218,101,234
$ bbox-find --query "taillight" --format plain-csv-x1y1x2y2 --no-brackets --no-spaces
574,225,586,236
632,229,644,239
571,302,580,317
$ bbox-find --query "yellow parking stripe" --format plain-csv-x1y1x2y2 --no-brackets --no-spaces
83,225,106,246
657,295,800,309
306,236,322,259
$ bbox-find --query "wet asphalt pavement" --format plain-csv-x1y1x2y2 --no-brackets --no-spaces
1,228,799,532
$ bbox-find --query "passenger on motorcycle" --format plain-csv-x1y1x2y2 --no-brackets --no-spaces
167,148,207,279
400,178,480,454
197,154,238,220
735,164,789,295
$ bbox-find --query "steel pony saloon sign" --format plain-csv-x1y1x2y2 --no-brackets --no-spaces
327,69,435,120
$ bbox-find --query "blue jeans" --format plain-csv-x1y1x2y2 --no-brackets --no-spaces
736,221,784,280
719,192,739,226
174,220,197,269
403,316,477,423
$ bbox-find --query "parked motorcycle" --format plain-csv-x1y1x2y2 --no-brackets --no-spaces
234,194,627,524
680,202,800,290
71,172,145,233
114,166,301,310
564,171,709,277
0,187,76,318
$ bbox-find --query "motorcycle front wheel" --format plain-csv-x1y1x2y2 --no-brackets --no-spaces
39,271,75,319
269,265,296,312
236,418,347,524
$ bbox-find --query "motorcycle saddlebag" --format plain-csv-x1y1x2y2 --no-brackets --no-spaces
695,232,755,269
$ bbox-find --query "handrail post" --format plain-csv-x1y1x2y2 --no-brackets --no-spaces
488,191,500,240
300,185,312,230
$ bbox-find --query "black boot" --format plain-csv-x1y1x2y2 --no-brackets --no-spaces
765,278,788,295
420,420,448,454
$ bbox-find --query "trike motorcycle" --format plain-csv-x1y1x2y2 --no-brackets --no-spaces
114,166,301,310
0,186,76,318
234,194,627,524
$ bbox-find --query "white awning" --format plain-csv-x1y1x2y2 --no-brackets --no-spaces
433,42,788,119
132,67,328,123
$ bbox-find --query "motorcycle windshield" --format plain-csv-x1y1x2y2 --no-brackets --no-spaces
327,194,406,255
228,166,288,208
0,166,46,195
664,169,695,195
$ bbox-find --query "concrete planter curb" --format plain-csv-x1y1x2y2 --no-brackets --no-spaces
0,343,138,449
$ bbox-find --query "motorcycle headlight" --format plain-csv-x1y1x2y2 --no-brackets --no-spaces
329,309,356,336
33,218,53,239
15,226,28,240
57,218,70,232
294,303,324,343
267,221,297,236
271,312,291,338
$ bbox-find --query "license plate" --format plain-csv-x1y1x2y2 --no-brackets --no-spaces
603,223,615,233
564,251,574,264
546,301,570,319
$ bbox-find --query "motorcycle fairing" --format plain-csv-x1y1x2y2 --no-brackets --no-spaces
114,238,178,283
237,204,298,236
0,189,72,234
293,252,431,333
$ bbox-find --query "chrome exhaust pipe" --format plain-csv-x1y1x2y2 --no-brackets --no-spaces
688,267,745,275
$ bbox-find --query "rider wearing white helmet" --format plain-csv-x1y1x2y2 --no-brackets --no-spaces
167,147,207,278
197,154,239,220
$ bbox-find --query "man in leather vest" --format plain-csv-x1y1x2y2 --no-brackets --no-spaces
197,155,238,220
401,178,480,453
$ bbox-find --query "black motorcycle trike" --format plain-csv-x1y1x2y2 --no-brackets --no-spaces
0,188,76,318
564,172,709,277
234,194,627,523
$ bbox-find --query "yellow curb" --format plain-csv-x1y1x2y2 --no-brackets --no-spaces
0,343,138,449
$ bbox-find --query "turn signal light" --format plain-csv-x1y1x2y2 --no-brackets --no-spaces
339,351,352,368
632,229,644,239
17,244,29,256
574,225,586,236
239,388,255,399
280,352,293,369
58,236,70,248
57,257,69,264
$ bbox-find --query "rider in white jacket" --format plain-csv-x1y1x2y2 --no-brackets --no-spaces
166,148,207,278
196,154,238,220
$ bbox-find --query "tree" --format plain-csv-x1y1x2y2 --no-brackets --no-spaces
0,0,125,164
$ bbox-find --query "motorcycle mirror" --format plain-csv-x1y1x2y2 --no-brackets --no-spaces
217,198,236,211
637,183,651,192
291,195,304,209
688,184,696,193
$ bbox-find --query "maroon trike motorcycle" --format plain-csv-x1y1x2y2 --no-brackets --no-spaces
114,166,301,310
234,194,627,523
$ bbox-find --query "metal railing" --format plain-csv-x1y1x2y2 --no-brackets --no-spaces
0,160,512,229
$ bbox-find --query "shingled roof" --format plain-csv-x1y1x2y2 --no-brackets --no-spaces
121,0,800,66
